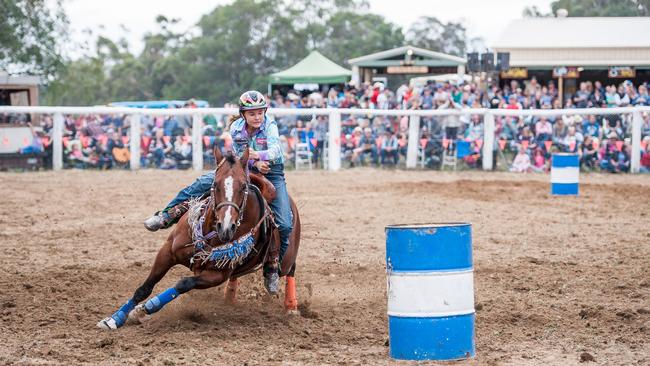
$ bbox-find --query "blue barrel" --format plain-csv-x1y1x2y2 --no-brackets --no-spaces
386,223,475,361
551,153,579,195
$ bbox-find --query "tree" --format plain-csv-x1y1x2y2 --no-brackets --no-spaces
320,11,404,65
405,17,467,57
524,0,650,17
0,0,68,77
44,0,472,106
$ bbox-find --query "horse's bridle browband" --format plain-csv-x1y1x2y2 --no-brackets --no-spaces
211,157,250,229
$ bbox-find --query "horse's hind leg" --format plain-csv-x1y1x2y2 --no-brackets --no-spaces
97,238,175,330
129,270,228,323
284,264,298,314
224,278,238,304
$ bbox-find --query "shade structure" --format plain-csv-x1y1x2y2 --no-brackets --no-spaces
269,51,352,85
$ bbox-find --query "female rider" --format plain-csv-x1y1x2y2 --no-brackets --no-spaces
143,90,292,294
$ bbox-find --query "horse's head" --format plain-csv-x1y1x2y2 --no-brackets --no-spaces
211,145,249,242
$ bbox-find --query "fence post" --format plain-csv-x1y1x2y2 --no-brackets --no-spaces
482,112,495,171
192,113,203,171
328,110,341,171
631,110,642,173
406,115,420,169
129,114,141,170
52,113,63,171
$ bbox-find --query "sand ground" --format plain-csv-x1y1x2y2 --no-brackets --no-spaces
0,169,648,365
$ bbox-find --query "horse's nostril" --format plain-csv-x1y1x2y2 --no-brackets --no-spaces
216,222,222,231
230,224,236,233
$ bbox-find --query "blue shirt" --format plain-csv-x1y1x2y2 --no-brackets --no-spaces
230,115,284,166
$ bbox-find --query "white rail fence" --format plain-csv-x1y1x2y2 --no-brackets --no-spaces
1,105,649,173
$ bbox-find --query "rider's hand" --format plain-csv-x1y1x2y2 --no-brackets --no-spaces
248,148,260,160
254,160,270,174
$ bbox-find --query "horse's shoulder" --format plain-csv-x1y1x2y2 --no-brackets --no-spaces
170,216,193,253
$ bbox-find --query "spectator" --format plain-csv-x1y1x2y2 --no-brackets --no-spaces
352,127,378,166
380,129,399,166
535,116,553,141
510,145,532,172
640,137,650,173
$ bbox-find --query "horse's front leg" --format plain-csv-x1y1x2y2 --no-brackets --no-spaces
97,237,176,330
128,270,229,324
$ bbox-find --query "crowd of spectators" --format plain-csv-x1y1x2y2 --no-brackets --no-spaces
3,77,650,173
271,77,650,173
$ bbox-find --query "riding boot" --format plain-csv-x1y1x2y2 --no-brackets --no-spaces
263,229,281,295
143,202,189,232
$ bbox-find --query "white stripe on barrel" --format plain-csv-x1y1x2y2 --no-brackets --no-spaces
551,153,579,195
387,270,474,317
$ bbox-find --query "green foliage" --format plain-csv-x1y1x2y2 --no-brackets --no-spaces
406,17,466,57
524,0,649,17
44,0,468,106
0,0,68,77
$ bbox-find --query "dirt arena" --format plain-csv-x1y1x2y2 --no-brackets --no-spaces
0,168,648,365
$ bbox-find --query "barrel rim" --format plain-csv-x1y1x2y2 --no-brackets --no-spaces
386,222,470,230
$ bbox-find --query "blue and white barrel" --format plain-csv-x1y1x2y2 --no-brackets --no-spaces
551,153,580,195
386,223,475,361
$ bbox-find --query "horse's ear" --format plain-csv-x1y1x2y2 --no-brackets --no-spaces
240,145,250,169
213,144,223,163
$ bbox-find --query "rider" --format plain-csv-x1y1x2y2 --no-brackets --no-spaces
143,90,292,294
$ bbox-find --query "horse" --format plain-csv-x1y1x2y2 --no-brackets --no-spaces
97,146,301,330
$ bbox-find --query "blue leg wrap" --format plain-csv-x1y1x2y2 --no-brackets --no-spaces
144,288,179,314
110,298,136,328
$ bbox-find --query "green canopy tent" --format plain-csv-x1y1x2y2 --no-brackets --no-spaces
269,51,352,91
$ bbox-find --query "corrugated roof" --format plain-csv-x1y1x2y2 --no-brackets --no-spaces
493,17,650,49
347,45,466,65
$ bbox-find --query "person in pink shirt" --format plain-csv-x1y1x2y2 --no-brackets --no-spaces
531,148,546,172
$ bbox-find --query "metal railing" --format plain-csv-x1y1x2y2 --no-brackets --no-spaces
1,105,649,173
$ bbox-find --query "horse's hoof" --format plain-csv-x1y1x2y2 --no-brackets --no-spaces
128,304,151,324
264,272,280,296
285,309,300,316
96,317,118,330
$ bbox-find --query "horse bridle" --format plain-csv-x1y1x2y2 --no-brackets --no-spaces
211,157,250,229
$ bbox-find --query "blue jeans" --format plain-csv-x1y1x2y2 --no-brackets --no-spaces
164,164,292,260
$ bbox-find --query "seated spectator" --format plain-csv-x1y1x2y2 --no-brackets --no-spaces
380,129,399,166
582,115,601,139
18,123,44,154
600,133,622,173
561,125,583,153
464,115,484,142
531,148,546,173
581,136,599,170
640,137,650,173
510,145,532,173
66,141,89,168
352,127,378,166
534,116,553,141
642,113,650,138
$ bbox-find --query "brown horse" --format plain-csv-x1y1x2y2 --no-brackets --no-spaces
97,146,301,330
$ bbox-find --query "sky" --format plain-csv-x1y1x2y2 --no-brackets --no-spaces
63,0,554,56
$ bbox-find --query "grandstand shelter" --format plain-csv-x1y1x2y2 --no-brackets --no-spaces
493,16,650,97
0,72,40,107
347,45,467,87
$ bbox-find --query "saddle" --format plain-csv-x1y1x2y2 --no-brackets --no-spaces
249,171,276,203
